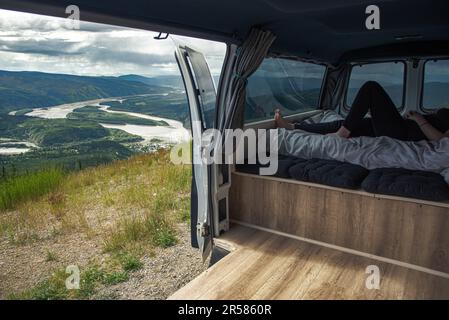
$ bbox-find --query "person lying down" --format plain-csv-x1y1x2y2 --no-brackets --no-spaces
275,81,449,142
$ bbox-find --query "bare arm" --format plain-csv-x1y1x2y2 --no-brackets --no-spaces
418,122,449,141
405,111,449,141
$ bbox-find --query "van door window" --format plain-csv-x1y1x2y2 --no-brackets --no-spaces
244,58,326,124
346,62,405,109
422,59,449,111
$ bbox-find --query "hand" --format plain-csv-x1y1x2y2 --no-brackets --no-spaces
404,111,426,125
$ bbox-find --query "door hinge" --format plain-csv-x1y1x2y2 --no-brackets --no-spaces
197,222,210,237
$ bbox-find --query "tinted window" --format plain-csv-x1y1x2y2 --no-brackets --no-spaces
346,62,405,108
423,59,449,110
185,47,217,129
244,58,325,123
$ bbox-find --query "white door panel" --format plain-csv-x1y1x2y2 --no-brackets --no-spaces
174,45,216,261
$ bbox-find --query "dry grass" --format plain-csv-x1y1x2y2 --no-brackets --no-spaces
0,169,65,211
1,149,193,299
0,150,191,246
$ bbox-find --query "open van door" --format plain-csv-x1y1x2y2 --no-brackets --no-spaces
174,44,217,261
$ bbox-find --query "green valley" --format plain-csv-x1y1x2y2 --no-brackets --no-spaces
0,71,190,177
0,70,169,114
105,94,190,128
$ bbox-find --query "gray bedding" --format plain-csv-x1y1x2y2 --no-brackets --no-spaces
278,128,449,184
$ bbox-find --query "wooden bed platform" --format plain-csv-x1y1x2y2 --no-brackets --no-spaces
169,225,449,300
229,172,449,274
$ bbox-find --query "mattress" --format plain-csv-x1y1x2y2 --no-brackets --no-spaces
235,156,449,201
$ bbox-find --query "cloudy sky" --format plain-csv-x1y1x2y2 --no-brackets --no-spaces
0,9,226,77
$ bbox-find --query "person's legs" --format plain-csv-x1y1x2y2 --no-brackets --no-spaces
341,82,374,134
275,109,374,137
274,109,295,129
339,81,408,139
294,120,344,134
275,110,345,134
365,82,408,139
345,118,376,137
275,81,409,139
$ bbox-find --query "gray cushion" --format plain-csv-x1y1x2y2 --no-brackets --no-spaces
236,155,302,178
362,168,449,201
289,158,369,189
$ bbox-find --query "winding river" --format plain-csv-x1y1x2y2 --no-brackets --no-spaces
95,103,190,144
1,95,190,155
0,141,39,155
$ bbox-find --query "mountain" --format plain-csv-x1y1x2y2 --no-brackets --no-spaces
120,74,222,90
119,74,184,89
0,70,168,114
422,82,449,109
244,75,324,122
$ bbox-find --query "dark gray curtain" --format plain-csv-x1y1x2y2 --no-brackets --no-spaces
220,28,276,131
321,63,351,110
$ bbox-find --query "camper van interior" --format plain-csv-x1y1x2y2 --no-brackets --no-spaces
2,0,449,300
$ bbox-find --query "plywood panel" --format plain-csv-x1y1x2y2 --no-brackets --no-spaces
169,226,449,300
229,173,449,273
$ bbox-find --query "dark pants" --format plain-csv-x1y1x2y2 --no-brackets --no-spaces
295,81,425,141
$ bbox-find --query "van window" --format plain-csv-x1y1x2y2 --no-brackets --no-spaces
422,59,449,111
244,58,326,123
346,62,405,108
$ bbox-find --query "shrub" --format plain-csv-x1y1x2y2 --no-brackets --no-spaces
101,271,129,285
118,253,143,272
45,250,58,262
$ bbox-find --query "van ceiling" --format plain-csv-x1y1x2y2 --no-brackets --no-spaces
2,0,449,63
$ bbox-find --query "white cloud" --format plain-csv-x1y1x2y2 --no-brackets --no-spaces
0,9,226,77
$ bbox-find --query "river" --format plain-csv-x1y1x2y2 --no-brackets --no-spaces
0,141,39,156
95,103,190,144
22,95,187,140
2,95,190,155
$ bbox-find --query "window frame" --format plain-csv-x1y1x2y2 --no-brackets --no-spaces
243,57,328,125
343,60,407,112
420,58,449,112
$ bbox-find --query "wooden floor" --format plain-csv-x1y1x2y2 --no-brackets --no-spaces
169,225,449,300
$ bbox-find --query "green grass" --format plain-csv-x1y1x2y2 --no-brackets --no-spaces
7,269,69,300
9,264,131,300
145,212,178,247
2,150,192,299
0,168,64,211
117,253,143,272
77,266,104,299
103,210,177,253
101,271,129,285
153,228,177,247
45,250,58,262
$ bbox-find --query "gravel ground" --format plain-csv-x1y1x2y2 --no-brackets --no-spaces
0,223,208,300
0,232,102,298
92,224,208,300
